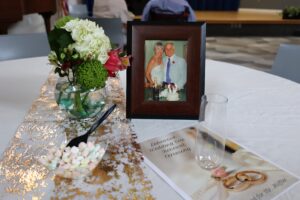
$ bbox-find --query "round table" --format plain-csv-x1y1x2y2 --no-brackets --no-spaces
1,57,299,199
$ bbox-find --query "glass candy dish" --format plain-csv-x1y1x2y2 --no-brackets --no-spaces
39,140,107,179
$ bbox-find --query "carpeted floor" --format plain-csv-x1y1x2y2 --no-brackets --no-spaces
206,37,300,72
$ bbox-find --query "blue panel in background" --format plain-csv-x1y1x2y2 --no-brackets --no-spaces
187,0,240,11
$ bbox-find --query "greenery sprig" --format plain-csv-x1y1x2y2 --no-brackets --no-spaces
282,6,300,19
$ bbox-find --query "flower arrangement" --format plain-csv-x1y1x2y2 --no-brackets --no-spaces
48,16,130,90
48,16,130,119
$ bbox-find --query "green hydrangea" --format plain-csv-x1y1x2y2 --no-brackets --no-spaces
55,16,74,28
75,60,108,90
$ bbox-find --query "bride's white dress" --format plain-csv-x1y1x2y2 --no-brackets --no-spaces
151,64,164,85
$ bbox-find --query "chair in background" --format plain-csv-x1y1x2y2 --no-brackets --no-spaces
0,33,50,61
270,44,300,84
149,6,190,22
88,18,124,49
68,4,88,18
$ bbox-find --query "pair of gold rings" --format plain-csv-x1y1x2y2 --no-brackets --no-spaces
222,170,267,192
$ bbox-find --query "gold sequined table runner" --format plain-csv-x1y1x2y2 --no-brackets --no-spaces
0,72,154,199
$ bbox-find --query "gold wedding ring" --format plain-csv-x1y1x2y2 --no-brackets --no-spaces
222,174,252,192
222,170,267,192
235,170,267,185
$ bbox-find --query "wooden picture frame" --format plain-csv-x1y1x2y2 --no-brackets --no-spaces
126,21,206,119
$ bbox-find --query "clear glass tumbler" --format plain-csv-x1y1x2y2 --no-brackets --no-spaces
195,94,228,170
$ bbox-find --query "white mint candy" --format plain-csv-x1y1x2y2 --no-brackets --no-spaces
72,160,80,167
82,149,90,157
87,141,94,149
80,163,88,168
64,147,71,152
81,159,89,165
70,153,78,160
71,146,79,154
79,142,87,150
62,156,71,163
63,151,71,159
77,156,84,161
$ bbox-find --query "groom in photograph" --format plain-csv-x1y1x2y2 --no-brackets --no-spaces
163,42,187,90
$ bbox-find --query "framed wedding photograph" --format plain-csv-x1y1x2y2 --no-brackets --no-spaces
126,21,206,119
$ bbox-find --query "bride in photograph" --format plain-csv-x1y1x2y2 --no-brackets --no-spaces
145,42,164,87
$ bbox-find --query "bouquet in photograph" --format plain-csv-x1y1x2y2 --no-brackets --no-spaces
48,16,130,119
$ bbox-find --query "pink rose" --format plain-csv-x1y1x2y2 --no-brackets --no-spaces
211,166,228,179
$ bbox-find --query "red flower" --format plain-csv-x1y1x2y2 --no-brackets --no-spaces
104,49,122,77
104,49,131,77
61,61,71,71
61,60,83,71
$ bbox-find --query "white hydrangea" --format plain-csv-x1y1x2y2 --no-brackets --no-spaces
63,19,111,64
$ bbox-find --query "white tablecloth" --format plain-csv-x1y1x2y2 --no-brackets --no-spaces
0,57,51,152
1,57,300,199
131,59,300,200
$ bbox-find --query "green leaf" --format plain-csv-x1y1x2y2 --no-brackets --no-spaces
54,67,67,77
119,51,126,57
111,42,117,50
57,31,74,49
54,67,60,74
48,28,74,57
